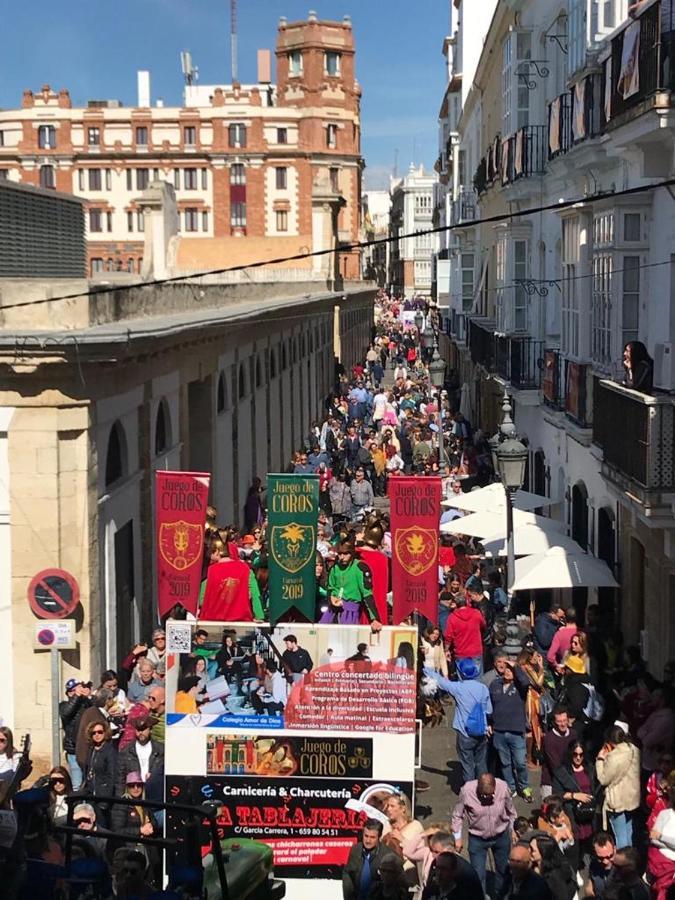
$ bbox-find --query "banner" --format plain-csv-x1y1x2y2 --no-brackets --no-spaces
167,775,414,878
156,471,210,618
267,474,319,623
389,477,441,623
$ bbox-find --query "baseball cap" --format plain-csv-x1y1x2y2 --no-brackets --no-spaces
126,772,144,786
65,678,79,692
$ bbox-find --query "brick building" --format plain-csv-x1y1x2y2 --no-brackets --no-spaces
0,13,363,280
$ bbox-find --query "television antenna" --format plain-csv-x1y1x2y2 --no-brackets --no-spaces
180,51,198,86
230,0,238,82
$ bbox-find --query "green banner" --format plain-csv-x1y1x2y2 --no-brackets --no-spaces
267,474,319,624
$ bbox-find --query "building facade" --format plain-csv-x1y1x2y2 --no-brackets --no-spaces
362,189,390,285
0,13,363,281
443,0,675,674
389,164,438,296
0,184,374,766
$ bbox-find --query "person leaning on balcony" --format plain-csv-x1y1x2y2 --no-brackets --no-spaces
622,340,653,394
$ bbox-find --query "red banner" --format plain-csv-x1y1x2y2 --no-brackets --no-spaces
388,477,441,623
156,471,210,618
355,547,389,624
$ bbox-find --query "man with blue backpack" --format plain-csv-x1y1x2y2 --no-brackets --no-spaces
424,658,492,785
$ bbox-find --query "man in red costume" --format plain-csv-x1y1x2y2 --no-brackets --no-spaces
199,539,264,621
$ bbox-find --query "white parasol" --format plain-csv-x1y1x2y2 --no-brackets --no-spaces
511,546,619,591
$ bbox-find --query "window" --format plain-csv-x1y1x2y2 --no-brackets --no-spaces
592,253,612,366
562,217,581,358
202,210,209,232
276,210,288,232
37,125,56,149
105,421,128,487
137,210,145,232
277,127,288,144
136,126,148,146
105,168,111,190
513,240,528,332
87,127,100,146
184,209,199,232
622,256,640,346
495,233,507,332
127,211,134,232
89,209,102,232
184,168,198,190
288,50,303,76
275,167,287,190
127,258,134,273
230,163,246,185
173,169,180,190
201,168,208,190
502,32,531,136
228,123,247,148
39,165,55,189
461,252,475,312
184,126,196,145
414,260,431,283
414,232,432,253
326,124,338,148
106,211,112,232
154,400,171,455
414,193,433,216
0,131,4,147
78,170,84,191
126,169,133,191
0,170,8,180
231,201,246,227
136,168,149,190
325,51,341,76
88,169,102,191
152,168,159,181
329,167,339,192
624,212,641,242
91,257,103,274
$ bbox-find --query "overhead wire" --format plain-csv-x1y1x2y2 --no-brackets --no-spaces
1,176,674,313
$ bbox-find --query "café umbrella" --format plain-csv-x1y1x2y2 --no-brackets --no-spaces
440,509,564,538
511,546,619,591
442,482,554,514
481,525,585,558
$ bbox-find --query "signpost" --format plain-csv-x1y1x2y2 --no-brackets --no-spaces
32,607,78,766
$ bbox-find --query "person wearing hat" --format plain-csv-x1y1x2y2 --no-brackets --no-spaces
323,542,381,627
111,771,156,840
424,659,492,785
558,655,591,737
59,678,92,790
200,538,264,622
116,716,164,797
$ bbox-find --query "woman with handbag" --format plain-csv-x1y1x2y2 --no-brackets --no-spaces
517,648,546,765
553,741,597,866
595,724,641,848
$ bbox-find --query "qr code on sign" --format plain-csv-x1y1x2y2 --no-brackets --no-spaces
166,622,193,654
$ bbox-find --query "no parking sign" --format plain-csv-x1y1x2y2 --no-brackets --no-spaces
33,620,76,651
28,568,79,619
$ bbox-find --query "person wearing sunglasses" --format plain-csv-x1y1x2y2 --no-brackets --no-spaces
47,765,73,825
82,721,116,827
553,741,598,862
111,771,156,841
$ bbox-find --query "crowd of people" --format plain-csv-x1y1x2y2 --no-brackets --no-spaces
0,290,674,900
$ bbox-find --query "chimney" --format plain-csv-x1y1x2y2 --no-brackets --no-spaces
137,70,150,107
257,49,271,84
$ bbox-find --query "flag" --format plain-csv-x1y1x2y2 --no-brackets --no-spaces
389,477,441,623
156,471,210,618
267,474,319,623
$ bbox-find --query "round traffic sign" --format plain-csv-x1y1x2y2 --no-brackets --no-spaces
36,627,56,646
28,569,80,620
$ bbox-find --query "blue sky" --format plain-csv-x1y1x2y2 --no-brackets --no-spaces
0,1,449,189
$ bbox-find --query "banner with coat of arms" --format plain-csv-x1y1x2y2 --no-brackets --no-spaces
267,474,319,624
156,471,210,618
389,477,441,623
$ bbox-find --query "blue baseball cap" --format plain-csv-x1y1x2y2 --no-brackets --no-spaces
65,678,79,692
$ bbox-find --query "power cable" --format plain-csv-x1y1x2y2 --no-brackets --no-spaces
2,176,675,312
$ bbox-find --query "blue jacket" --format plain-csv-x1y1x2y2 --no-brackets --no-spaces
534,612,560,653
424,668,492,737
489,667,530,734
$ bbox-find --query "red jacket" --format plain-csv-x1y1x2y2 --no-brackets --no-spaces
444,605,485,658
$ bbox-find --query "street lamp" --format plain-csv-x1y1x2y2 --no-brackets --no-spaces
492,393,528,596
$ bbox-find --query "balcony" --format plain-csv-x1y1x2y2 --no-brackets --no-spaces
549,74,604,159
594,379,675,505
468,318,496,368
548,92,573,159
495,336,544,389
606,0,674,128
451,188,477,225
565,361,591,427
500,125,547,185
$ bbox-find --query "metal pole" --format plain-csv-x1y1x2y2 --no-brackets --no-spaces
506,487,516,596
51,647,60,767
